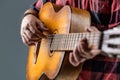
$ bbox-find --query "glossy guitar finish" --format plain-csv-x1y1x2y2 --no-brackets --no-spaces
26,2,91,80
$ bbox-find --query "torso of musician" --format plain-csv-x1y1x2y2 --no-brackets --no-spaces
20,0,120,80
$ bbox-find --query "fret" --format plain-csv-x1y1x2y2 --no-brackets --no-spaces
59,34,63,50
52,35,56,50
94,33,101,49
76,33,79,48
82,33,85,39
86,33,91,44
57,34,63,50
88,33,93,45
60,34,66,50
73,33,76,50
67,34,70,50
56,34,60,50
70,33,73,50
78,33,81,46
91,33,94,46
64,34,67,50
55,35,57,50
73,33,79,50
91,33,94,45
68,33,71,50
76,33,79,47
48,35,52,49
49,35,53,50
49,33,101,51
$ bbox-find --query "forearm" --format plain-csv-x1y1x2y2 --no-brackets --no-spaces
23,0,48,17
23,0,41,18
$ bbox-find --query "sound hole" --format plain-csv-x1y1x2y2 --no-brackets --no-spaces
49,51,54,57
39,74,49,80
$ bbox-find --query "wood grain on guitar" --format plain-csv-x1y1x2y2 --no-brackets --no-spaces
26,2,90,80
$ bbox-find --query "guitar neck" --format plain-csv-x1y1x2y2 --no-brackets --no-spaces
46,32,102,51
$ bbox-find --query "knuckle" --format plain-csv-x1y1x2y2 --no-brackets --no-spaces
29,33,33,39
23,41,28,46
32,29,36,34
33,29,38,34
27,38,31,42
23,39,28,46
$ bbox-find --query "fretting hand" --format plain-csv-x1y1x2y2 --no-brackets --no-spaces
69,26,101,67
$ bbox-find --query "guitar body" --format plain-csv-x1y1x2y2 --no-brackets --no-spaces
26,2,90,80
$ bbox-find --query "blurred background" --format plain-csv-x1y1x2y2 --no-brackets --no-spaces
0,0,35,80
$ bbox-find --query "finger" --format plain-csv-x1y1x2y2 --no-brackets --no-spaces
72,48,81,64
78,41,95,59
23,33,40,45
69,52,80,67
91,26,100,32
73,41,88,63
90,49,101,58
81,38,89,50
27,25,42,38
22,33,29,46
77,43,89,58
85,27,92,32
76,39,90,58
29,23,46,38
24,28,33,39
86,26,99,32
24,31,40,42
23,36,35,45
73,44,83,62
80,44,101,59
76,38,100,59
24,29,38,40
37,20,48,31
79,44,92,58
23,24,29,31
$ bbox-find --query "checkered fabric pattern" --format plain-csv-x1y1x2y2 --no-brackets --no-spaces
78,55,120,80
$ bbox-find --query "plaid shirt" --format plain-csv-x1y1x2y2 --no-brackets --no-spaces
33,0,120,80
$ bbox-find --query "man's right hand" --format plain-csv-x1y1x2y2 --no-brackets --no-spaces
20,14,48,45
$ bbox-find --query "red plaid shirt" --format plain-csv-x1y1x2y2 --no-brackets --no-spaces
33,0,120,80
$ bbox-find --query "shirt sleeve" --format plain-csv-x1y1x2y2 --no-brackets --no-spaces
31,0,43,12
32,0,52,11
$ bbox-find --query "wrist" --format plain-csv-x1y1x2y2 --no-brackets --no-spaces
24,9,38,18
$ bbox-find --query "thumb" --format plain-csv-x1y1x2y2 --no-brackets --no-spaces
85,26,100,32
89,49,101,58
37,19,48,31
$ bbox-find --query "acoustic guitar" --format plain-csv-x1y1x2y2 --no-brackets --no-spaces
26,2,120,80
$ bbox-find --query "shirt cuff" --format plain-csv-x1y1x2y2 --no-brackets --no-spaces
30,1,39,13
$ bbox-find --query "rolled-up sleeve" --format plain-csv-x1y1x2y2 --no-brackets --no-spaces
32,0,52,11
34,0,43,10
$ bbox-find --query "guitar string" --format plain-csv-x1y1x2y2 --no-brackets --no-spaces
41,33,100,50
40,33,120,50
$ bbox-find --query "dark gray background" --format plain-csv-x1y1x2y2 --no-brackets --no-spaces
0,0,35,80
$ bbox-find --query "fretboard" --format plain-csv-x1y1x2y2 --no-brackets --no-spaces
44,32,101,51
